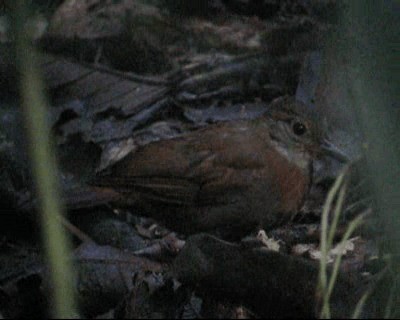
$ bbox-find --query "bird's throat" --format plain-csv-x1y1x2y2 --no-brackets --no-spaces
270,140,311,174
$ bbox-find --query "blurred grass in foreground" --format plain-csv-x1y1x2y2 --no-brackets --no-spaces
318,169,366,318
320,1,399,318
12,0,78,317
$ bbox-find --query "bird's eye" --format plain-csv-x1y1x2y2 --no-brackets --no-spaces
292,121,307,136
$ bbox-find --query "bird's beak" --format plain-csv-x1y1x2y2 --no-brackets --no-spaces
320,140,349,163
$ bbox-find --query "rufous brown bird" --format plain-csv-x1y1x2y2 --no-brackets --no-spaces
90,96,346,239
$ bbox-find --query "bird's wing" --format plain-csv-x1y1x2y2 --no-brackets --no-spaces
91,121,271,206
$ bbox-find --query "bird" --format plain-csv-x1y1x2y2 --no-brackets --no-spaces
89,96,347,239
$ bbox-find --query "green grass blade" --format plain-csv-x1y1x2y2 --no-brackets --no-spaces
13,0,79,317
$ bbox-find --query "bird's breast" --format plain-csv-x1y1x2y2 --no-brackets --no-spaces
261,148,311,214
